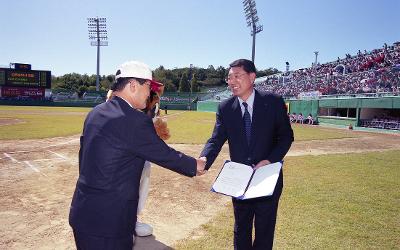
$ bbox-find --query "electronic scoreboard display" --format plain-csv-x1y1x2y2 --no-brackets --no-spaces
0,68,51,88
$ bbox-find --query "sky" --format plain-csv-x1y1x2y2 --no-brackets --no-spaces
1,0,399,76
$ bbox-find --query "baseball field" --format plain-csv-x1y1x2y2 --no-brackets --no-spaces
0,105,399,249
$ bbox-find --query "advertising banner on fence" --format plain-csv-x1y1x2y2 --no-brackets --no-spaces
1,86,45,99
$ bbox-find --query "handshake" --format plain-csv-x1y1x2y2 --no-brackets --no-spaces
195,157,207,176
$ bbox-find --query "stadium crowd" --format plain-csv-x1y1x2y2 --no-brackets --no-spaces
256,42,400,98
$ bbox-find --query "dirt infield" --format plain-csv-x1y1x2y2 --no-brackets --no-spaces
0,129,399,249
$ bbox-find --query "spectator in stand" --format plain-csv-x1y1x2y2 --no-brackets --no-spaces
254,41,400,98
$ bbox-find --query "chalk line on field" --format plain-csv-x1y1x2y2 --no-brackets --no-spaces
33,158,64,162
4,153,20,163
47,150,69,160
43,138,80,148
24,161,40,173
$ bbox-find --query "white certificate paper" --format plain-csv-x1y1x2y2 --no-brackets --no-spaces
211,161,282,199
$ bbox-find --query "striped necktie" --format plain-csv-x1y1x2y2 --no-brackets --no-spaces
242,102,251,145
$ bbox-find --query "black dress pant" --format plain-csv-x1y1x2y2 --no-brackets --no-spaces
232,193,281,250
73,230,134,250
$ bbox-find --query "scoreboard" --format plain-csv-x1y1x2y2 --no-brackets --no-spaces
0,68,51,89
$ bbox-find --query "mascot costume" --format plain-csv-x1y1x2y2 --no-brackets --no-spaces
106,80,169,237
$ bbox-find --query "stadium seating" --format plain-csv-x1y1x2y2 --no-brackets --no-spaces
255,42,400,98
360,118,400,130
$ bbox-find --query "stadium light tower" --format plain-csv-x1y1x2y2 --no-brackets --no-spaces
314,51,319,67
188,63,193,110
88,17,108,91
243,0,263,62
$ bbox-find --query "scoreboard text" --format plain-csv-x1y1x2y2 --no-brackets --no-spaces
0,68,51,88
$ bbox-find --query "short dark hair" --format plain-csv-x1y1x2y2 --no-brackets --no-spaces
229,59,256,73
111,77,129,91
111,77,147,91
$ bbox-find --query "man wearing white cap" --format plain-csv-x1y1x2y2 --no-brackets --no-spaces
106,70,167,239
69,61,206,249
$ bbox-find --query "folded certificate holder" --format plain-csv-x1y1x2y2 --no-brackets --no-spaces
211,161,283,199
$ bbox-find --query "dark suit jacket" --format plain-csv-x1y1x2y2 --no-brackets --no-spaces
69,96,196,237
201,90,294,195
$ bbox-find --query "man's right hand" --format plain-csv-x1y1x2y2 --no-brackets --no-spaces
196,157,207,176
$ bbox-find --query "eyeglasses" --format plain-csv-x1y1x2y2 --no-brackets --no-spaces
225,73,248,82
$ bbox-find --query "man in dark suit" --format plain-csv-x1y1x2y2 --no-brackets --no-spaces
200,59,294,250
69,61,206,250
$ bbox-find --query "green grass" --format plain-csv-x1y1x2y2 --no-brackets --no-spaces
174,203,235,250
0,105,90,112
292,124,359,141
0,106,361,142
174,150,400,249
1,106,398,248
163,110,359,144
0,105,91,139
163,111,216,144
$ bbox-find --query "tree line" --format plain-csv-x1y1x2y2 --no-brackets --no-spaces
52,65,280,95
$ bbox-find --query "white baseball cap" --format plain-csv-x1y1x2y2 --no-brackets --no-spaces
115,61,163,89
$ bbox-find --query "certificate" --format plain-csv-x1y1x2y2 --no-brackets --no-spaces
211,161,282,199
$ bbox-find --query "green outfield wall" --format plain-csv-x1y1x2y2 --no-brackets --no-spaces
317,116,358,127
287,96,400,127
196,96,400,128
2,95,399,130
287,99,319,118
197,100,219,112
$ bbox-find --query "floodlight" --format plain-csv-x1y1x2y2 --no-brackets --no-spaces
242,0,263,62
87,17,108,91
